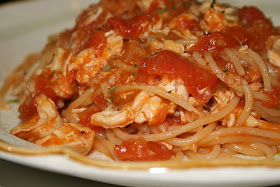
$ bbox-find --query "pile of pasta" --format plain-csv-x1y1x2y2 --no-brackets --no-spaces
1,0,280,165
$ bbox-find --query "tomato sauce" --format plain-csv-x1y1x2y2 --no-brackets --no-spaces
139,50,218,103
105,14,159,39
262,85,280,108
114,138,173,161
84,31,107,57
174,17,199,31
190,32,241,54
239,6,266,24
238,6,276,52
19,69,58,122
78,107,105,133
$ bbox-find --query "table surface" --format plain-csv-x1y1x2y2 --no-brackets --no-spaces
0,159,121,187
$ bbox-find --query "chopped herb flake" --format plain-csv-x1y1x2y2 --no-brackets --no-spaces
203,29,209,35
185,2,192,9
171,4,176,10
105,65,111,71
7,99,19,103
132,72,136,77
134,64,138,68
108,86,117,94
51,71,55,78
150,35,158,41
210,0,216,8
168,89,174,93
223,69,229,73
157,8,168,14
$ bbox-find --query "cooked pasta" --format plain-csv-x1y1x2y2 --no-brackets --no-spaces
1,0,280,165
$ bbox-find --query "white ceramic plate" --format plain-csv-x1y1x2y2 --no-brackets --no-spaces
0,1,280,186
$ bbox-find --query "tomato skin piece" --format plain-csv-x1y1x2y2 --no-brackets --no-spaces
114,138,173,161
78,107,105,133
139,50,218,103
221,26,248,45
190,32,241,54
19,69,58,122
239,6,266,23
18,95,37,122
84,31,107,57
262,86,280,108
105,14,159,39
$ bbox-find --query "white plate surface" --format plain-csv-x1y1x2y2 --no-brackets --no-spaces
0,1,280,186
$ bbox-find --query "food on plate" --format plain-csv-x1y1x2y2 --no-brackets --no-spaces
1,0,280,163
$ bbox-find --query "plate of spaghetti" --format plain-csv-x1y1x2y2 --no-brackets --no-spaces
1,0,280,186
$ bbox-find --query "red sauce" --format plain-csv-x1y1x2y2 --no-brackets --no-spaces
114,138,173,161
238,6,275,52
92,93,106,108
84,31,107,57
262,86,280,108
105,14,159,39
19,69,58,122
221,26,248,45
165,116,182,126
174,17,199,31
18,95,37,122
139,50,218,103
239,6,266,23
190,32,241,54
35,69,57,102
78,107,105,133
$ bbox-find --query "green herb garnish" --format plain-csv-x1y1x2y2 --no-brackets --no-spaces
150,35,158,41
132,72,136,77
108,86,117,94
223,69,229,73
157,8,168,14
7,99,19,103
167,89,174,93
185,2,192,9
210,0,216,8
105,65,111,71
134,64,138,68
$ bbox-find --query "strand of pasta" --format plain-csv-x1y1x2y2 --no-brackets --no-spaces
231,48,258,69
62,86,96,123
206,52,253,125
164,123,216,146
205,51,267,101
192,51,207,66
236,79,254,126
115,84,195,112
112,95,240,141
224,48,245,76
222,143,265,157
250,142,274,159
185,145,220,160
199,135,280,147
198,127,280,144
252,105,280,123
254,100,280,118
247,49,272,90
105,129,123,145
